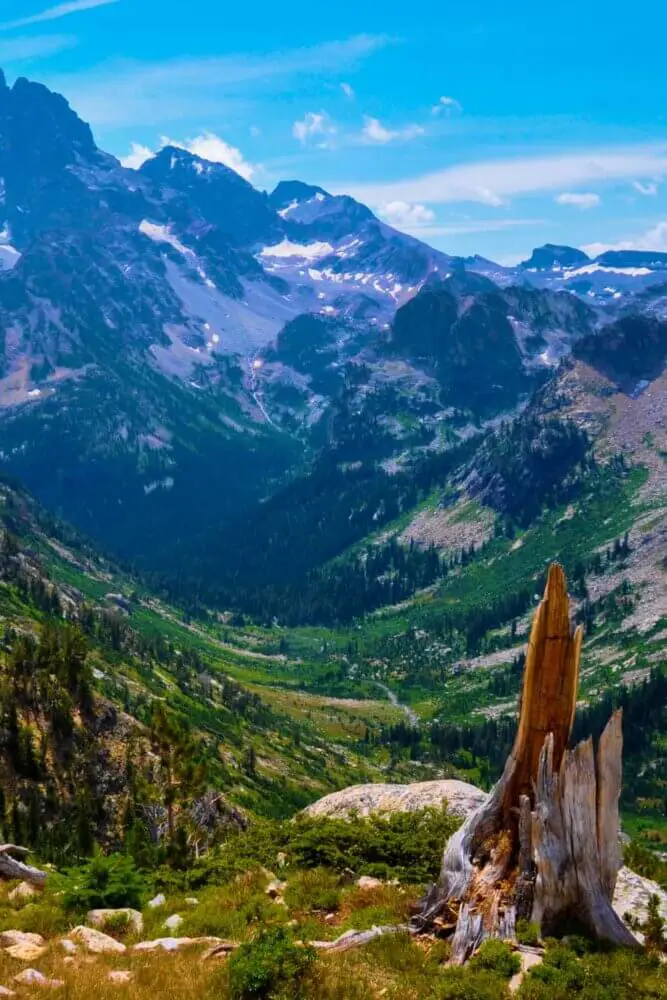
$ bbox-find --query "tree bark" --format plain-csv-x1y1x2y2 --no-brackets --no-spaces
412,564,640,960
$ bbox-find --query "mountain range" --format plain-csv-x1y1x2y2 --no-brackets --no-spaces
0,68,666,580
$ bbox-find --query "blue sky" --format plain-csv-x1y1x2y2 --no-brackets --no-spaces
2,0,667,262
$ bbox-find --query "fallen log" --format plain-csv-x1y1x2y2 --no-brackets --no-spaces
0,845,48,886
411,563,640,961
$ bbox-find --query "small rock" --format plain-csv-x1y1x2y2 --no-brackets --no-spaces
265,879,287,900
509,948,544,994
147,893,166,909
276,852,287,868
8,882,39,904
324,913,335,923
163,914,184,931
356,876,383,890
62,958,75,966
70,926,127,954
13,969,63,988
0,931,44,948
185,897,199,907
108,971,133,985
0,988,15,997
4,942,46,962
59,940,77,955
88,908,143,934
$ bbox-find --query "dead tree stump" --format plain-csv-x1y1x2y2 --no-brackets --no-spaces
412,564,640,961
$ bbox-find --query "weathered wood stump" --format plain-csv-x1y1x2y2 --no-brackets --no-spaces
412,564,640,960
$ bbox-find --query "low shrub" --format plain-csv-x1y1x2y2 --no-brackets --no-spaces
432,966,511,1000
226,926,316,999
55,852,146,911
469,939,521,978
516,919,541,947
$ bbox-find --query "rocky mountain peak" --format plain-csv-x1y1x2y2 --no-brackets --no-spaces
521,243,590,271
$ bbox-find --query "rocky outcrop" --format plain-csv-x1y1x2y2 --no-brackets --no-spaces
87,908,143,935
612,866,667,924
301,779,487,820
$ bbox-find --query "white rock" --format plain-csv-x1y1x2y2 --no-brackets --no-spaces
356,876,383,890
69,926,127,954
613,866,667,924
184,897,199,907
0,931,44,948
147,893,166,909
108,971,133,984
4,942,46,962
59,940,77,955
163,914,184,931
87,908,143,934
300,779,488,820
0,988,14,997
13,969,63,988
8,882,39,903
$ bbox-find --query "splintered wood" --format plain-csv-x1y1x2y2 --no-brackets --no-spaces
412,564,640,961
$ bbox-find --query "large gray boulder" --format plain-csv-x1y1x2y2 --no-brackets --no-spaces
301,779,488,820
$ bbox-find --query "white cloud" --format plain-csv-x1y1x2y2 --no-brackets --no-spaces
120,142,154,170
361,116,424,144
555,191,600,210
0,0,117,30
292,111,336,147
169,132,255,180
249,125,261,137
432,95,462,115
120,132,256,181
378,201,435,228
341,81,355,99
46,34,391,129
340,145,667,207
583,221,667,257
633,180,659,196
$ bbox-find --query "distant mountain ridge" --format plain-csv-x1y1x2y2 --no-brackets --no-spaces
0,67,665,573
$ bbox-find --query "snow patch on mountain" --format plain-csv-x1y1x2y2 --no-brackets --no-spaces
563,263,654,280
139,220,194,259
259,239,335,261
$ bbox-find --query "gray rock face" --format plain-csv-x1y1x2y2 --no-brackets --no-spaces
300,779,488,820
612,866,667,924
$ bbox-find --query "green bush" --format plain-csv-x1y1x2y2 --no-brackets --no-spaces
56,852,146,911
517,942,667,999
516,919,541,947
226,927,316,999
285,870,342,914
432,966,510,999
469,939,520,978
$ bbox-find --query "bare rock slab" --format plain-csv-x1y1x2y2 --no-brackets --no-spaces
70,926,127,954
301,779,487,820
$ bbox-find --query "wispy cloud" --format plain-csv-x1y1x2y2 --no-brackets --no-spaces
432,95,462,115
340,81,355,99
633,180,659,196
292,111,337,148
0,33,76,62
391,218,545,240
555,191,600,209
583,221,667,257
361,116,424,144
46,34,392,129
120,131,256,180
0,0,117,31
341,145,667,207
